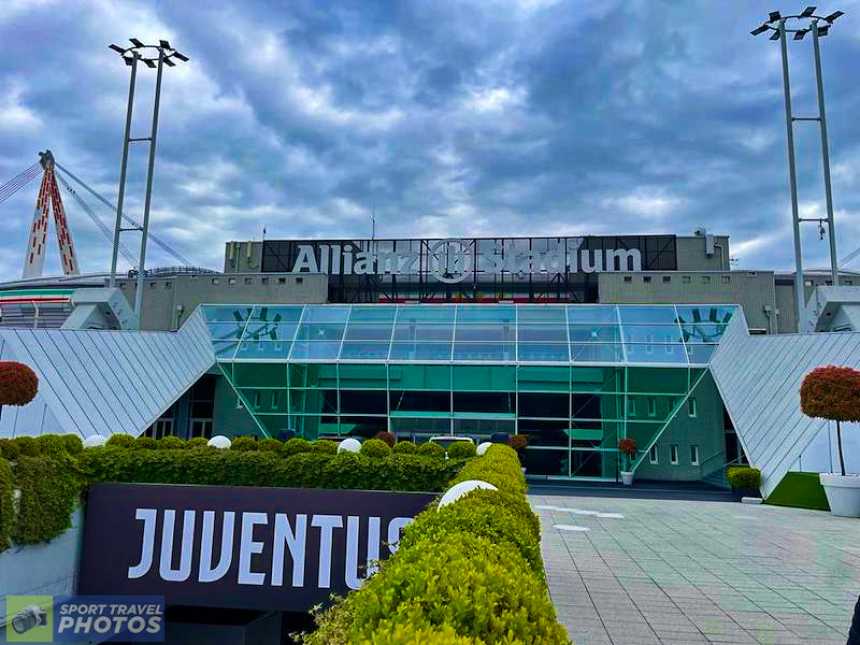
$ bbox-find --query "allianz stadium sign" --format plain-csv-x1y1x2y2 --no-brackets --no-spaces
287,239,643,284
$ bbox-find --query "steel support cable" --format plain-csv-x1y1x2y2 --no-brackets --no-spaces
53,162,193,266
0,163,42,204
55,172,138,267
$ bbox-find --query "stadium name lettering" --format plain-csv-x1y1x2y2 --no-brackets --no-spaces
289,240,642,283
127,508,412,590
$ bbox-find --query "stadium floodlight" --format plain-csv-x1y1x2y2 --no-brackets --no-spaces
107,38,188,321
751,8,845,329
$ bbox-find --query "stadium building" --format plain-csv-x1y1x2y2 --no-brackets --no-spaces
0,231,859,495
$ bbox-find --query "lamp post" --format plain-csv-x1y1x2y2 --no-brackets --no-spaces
108,39,188,324
751,7,844,331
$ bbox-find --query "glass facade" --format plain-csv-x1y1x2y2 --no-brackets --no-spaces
203,304,735,480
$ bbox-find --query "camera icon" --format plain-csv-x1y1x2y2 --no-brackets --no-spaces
11,605,47,634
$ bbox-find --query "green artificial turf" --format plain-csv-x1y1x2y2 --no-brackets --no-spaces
765,471,830,511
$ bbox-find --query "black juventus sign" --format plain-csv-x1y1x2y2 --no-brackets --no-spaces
79,483,434,611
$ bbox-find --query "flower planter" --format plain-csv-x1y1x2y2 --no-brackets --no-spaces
820,473,860,517
620,471,634,486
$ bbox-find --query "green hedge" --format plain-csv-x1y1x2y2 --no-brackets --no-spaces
305,444,568,644
0,458,12,552
11,455,82,545
360,438,391,458
78,449,460,493
447,441,476,459
727,466,761,491
765,472,830,511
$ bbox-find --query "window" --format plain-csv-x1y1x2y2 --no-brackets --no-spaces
649,445,658,464
228,277,237,285
643,276,652,283
624,276,632,283
271,391,280,410
149,281,157,288
682,275,691,284
164,281,172,289
211,278,220,285
662,276,671,283
627,398,636,417
296,277,304,284
278,277,287,284
690,445,700,465
244,277,253,285
670,444,679,465
721,275,730,284
253,391,261,409
688,397,698,418
647,397,657,417
702,275,711,284
236,396,244,410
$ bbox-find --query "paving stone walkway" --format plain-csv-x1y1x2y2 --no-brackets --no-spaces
532,494,860,644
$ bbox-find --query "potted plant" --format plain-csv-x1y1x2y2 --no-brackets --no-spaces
507,434,528,472
727,466,761,501
800,365,860,517
618,438,637,486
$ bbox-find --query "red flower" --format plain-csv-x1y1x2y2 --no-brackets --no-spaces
800,366,860,423
0,361,38,406
618,438,637,457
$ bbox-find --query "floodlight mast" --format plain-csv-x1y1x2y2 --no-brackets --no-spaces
108,39,188,327
751,8,844,332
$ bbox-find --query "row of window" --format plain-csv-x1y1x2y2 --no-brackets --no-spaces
135,276,307,290
623,274,731,285
627,396,697,418
649,443,700,466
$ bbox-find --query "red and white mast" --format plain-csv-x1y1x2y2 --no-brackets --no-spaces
22,150,79,278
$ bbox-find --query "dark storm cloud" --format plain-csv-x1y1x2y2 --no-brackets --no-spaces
0,0,858,278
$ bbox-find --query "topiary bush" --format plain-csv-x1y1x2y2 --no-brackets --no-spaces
106,434,135,449
282,437,312,456
446,441,476,460
0,438,20,461
157,436,186,450
12,436,39,458
35,434,69,457
393,441,417,454
417,442,445,459
727,466,761,493
801,365,860,476
132,436,158,450
259,438,283,452
360,438,391,458
312,439,337,454
374,431,396,448
61,434,83,455
186,437,209,449
230,436,259,451
0,361,38,405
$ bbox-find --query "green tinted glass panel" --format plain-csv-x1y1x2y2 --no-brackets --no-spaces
389,364,451,390
452,365,515,391
626,367,691,394
231,362,286,388
338,363,387,388
289,363,338,388
517,366,570,392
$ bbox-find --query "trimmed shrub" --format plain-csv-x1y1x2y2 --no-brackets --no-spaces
360,438,391,458
801,365,860,422
727,466,761,491
312,439,337,454
132,436,158,450
259,438,283,452
61,434,83,455
0,438,20,461
282,437,312,456
35,434,69,457
231,436,259,451
361,623,478,644
12,436,39,458
374,431,396,448
446,441,476,460
307,533,567,644
0,458,12,552
0,361,38,405
417,442,445,459
187,437,209,449
157,436,186,450
12,456,82,545
106,434,135,449
392,441,417,454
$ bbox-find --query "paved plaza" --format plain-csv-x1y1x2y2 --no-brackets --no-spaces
533,493,860,644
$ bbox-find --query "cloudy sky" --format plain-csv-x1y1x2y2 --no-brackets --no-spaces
0,0,858,279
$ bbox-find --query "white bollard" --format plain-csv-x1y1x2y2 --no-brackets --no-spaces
338,438,361,453
437,480,498,510
476,442,493,456
83,435,107,448
208,435,232,449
